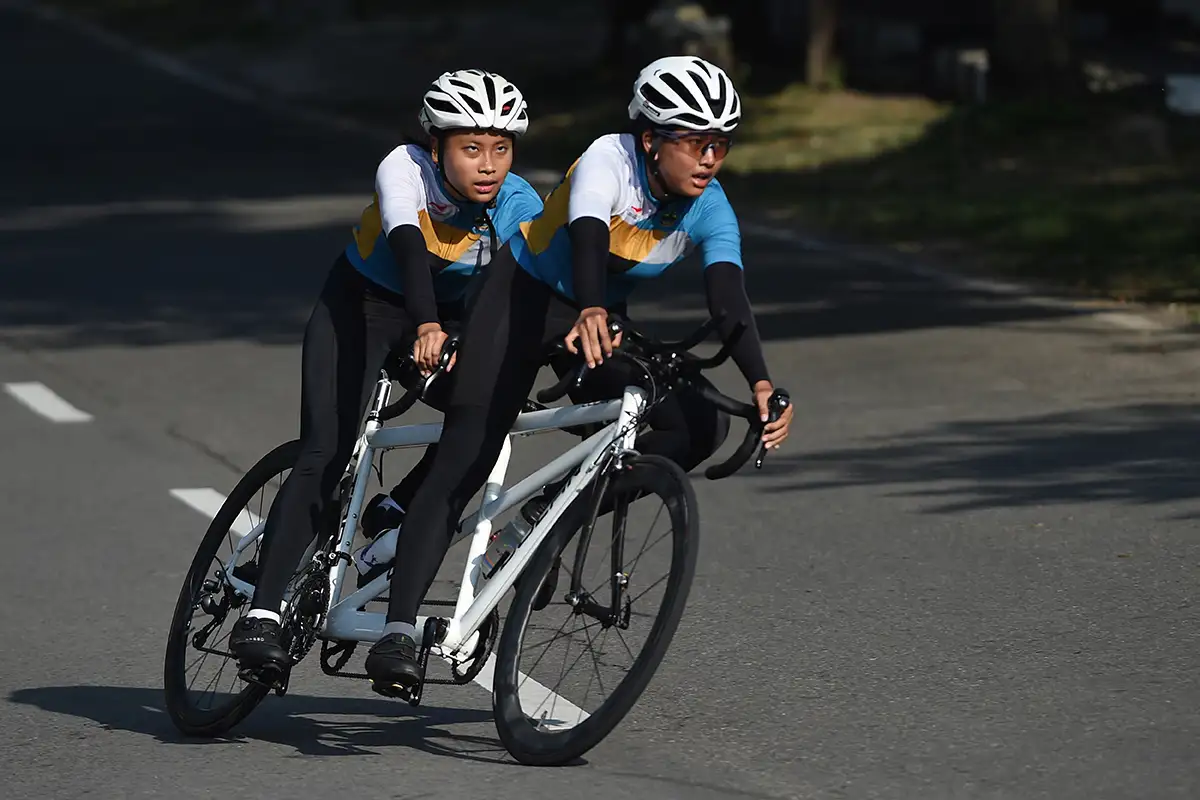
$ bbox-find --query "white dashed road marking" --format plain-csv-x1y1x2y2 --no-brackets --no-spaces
472,653,590,730
3,381,93,422
170,487,262,536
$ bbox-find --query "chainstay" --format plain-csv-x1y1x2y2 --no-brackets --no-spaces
318,668,472,686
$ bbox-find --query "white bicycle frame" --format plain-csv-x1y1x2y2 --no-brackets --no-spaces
221,371,647,665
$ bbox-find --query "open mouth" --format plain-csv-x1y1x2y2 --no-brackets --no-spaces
474,181,498,194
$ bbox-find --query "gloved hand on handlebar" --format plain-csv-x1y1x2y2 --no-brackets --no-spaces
413,323,455,376
565,307,624,368
753,380,793,450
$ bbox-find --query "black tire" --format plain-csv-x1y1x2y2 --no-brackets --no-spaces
492,454,699,766
163,439,300,737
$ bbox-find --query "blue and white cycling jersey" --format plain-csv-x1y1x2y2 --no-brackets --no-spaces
512,133,743,306
347,144,543,302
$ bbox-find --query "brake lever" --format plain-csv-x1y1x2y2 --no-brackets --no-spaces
438,335,460,370
754,390,791,469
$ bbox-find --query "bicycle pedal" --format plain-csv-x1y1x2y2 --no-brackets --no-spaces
238,663,288,694
369,679,420,705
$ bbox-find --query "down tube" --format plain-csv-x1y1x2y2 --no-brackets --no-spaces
449,425,618,652
455,424,614,543
325,438,378,610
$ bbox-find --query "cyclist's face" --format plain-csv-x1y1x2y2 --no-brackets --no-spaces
642,129,731,198
435,131,514,203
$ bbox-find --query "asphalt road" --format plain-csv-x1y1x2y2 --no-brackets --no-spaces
2,5,1200,799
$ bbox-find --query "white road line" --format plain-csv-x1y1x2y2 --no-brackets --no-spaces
170,486,588,723
472,653,590,730
169,487,262,536
3,382,93,422
1094,311,1167,332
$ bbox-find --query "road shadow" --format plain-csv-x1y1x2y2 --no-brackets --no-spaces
6,684,558,764
629,247,1092,345
768,402,1200,518
0,3,1096,353
0,200,1090,352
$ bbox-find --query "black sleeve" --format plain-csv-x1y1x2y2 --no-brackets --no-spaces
567,217,609,310
386,224,438,327
704,262,770,387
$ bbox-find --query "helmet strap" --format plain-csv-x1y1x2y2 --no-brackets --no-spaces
433,132,465,201
644,130,682,204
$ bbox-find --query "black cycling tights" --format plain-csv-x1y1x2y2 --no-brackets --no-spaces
251,256,451,614
386,249,729,625
386,250,563,624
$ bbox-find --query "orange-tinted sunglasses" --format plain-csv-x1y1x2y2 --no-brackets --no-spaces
656,130,734,160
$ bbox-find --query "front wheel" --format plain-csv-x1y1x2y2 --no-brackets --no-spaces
492,454,699,766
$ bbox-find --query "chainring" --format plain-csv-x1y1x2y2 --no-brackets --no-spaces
449,606,500,684
282,565,330,665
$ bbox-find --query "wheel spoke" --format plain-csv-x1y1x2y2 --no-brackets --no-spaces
623,501,667,581
579,619,609,699
517,612,577,682
520,617,604,652
628,571,669,606
612,625,637,662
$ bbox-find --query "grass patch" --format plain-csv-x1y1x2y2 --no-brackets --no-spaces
719,85,1200,304
516,76,1199,304
727,85,949,173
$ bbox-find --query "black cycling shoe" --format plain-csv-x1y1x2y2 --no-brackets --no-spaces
361,493,406,540
514,493,558,609
365,633,423,694
531,554,561,612
231,559,261,585
229,616,289,670
521,493,551,526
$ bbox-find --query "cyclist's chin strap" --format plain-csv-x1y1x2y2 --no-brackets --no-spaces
645,134,683,207
434,133,470,208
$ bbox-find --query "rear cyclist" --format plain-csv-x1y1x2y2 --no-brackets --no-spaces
229,69,542,673
363,55,793,692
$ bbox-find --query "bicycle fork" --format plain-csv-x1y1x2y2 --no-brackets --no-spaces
563,390,643,629
565,449,635,630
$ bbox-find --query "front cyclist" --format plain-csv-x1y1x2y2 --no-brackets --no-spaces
523,55,795,490
363,56,793,693
229,69,542,674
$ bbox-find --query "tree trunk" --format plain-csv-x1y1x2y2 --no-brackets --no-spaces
806,0,837,88
605,0,651,69
990,0,1078,97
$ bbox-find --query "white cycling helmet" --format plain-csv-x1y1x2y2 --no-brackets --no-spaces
419,69,529,136
628,56,740,134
